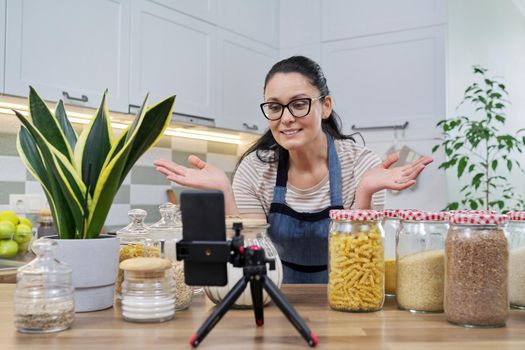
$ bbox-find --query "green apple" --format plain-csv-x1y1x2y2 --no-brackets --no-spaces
17,240,31,254
0,221,15,240
0,239,19,258
0,211,19,226
18,217,33,229
14,224,33,244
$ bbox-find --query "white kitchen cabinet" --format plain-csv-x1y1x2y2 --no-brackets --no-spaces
0,0,6,93
321,0,446,41
146,0,217,23
216,29,277,133
130,0,217,120
321,25,446,140
5,0,130,112
217,0,279,47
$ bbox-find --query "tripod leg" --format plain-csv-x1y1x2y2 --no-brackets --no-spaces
262,278,319,347
249,275,264,326
189,276,249,347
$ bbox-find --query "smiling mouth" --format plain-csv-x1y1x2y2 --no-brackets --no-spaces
281,129,301,135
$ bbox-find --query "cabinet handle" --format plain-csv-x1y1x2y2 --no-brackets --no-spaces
351,121,409,132
243,122,258,131
62,91,88,103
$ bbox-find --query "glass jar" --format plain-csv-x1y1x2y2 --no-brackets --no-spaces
149,203,192,311
116,209,160,299
396,210,448,313
120,257,175,323
507,211,525,309
14,239,74,333
37,211,56,238
445,212,508,327
204,218,283,309
328,209,385,312
382,209,400,296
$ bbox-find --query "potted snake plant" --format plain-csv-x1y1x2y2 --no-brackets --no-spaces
13,87,176,311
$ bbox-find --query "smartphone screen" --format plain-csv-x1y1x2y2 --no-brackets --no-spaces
180,190,228,286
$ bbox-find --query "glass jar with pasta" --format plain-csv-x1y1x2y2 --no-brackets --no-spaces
115,209,160,301
328,209,385,312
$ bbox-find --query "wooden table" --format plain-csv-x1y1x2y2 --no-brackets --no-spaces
1,284,525,350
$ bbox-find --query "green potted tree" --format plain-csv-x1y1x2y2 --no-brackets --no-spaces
12,87,176,311
433,66,525,211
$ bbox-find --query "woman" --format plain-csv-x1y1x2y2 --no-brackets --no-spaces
155,56,432,283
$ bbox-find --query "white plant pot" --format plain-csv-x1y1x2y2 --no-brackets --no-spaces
50,235,119,312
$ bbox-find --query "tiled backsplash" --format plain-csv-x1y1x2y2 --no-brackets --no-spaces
0,132,249,231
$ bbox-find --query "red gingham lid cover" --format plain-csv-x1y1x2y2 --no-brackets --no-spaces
399,209,447,221
449,212,507,225
329,209,383,221
446,209,497,220
382,209,400,218
507,211,525,221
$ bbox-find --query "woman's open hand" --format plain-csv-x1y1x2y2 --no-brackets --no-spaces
357,153,434,195
154,155,231,192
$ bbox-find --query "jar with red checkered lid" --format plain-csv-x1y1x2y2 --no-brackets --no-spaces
396,210,448,313
445,212,508,327
507,211,525,309
382,209,400,297
328,209,384,312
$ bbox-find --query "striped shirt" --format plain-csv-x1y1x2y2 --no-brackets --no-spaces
232,139,386,215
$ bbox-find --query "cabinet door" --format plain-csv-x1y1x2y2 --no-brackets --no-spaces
321,26,446,140
130,0,216,119
5,0,130,112
146,0,217,23
216,29,277,133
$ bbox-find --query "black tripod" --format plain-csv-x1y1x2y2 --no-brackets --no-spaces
187,228,318,347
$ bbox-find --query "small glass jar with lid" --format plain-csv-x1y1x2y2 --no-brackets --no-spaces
328,209,385,312
506,211,525,309
382,209,400,297
445,212,508,327
396,210,448,313
116,209,160,299
120,257,175,323
204,218,283,308
149,203,192,311
14,239,74,333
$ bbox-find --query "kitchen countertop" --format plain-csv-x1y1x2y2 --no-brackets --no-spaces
1,284,525,350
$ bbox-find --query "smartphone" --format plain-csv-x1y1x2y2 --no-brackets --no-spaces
180,190,228,286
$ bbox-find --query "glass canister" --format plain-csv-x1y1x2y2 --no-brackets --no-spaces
14,239,74,333
507,211,525,309
382,209,400,297
445,212,508,327
149,203,193,311
396,210,448,313
120,257,175,323
116,209,160,299
328,209,385,312
204,218,283,308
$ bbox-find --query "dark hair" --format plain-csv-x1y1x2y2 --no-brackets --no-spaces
237,56,354,167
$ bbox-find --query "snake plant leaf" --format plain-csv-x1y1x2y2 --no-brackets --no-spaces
16,124,78,239
55,100,77,150
73,90,114,196
28,86,73,162
86,95,175,239
13,110,85,238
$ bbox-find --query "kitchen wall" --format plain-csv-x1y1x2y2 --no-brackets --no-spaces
447,0,525,207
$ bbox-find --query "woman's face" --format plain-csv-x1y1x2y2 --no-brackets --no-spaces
263,72,332,151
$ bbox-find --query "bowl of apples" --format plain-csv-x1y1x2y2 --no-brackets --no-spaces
0,210,34,263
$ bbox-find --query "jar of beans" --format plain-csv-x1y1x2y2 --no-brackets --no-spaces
328,209,384,312
444,212,508,327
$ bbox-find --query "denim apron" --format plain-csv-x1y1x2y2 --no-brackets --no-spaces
267,133,344,283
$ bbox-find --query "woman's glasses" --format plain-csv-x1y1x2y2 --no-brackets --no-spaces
260,96,324,121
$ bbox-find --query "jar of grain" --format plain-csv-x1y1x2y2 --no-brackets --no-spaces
149,203,192,311
396,210,448,313
382,209,400,297
204,218,283,309
120,257,175,323
14,239,74,333
116,209,160,300
444,212,508,327
328,209,384,312
507,211,525,309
